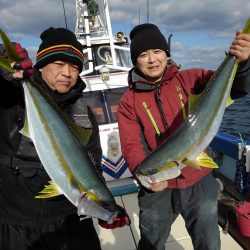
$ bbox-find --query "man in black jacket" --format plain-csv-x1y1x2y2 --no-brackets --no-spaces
0,27,129,250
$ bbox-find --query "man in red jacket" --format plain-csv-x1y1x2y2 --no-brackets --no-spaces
117,23,250,250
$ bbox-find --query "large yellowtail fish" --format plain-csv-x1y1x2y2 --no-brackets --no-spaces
0,30,125,223
136,18,250,184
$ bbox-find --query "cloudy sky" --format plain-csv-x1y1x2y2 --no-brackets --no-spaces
0,0,249,69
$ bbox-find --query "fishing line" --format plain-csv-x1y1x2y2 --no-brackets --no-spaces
61,0,68,29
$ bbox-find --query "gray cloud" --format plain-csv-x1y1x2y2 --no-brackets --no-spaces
0,0,249,68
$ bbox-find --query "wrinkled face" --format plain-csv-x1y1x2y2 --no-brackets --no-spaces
39,60,79,94
136,49,168,83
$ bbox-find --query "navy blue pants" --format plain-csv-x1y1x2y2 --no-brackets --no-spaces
137,174,221,250
0,214,101,250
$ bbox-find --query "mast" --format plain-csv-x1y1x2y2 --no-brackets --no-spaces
75,0,131,76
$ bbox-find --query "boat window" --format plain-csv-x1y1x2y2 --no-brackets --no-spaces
93,45,131,70
115,48,132,68
82,44,132,75
82,86,128,125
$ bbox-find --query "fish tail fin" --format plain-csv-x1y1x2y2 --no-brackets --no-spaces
243,18,250,33
0,29,20,62
0,55,14,73
35,180,62,198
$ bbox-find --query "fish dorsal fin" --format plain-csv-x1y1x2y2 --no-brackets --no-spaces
35,180,62,198
188,92,203,113
226,96,234,107
0,29,20,62
19,112,31,138
188,81,234,113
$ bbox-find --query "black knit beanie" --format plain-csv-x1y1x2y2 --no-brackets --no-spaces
130,23,170,65
35,27,84,71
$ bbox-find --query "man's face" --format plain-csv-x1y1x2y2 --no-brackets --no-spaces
136,49,168,83
39,60,79,94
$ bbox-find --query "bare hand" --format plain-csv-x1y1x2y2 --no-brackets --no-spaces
11,62,24,79
229,30,250,62
12,70,24,79
148,180,168,192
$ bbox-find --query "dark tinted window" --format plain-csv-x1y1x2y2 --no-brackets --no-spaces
82,86,128,125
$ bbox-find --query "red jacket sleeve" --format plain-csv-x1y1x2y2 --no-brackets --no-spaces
117,91,147,174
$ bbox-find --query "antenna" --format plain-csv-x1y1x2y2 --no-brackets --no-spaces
61,0,68,29
147,0,149,23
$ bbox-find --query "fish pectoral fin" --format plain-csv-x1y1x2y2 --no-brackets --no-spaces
196,152,218,168
78,191,101,206
139,161,179,177
35,180,62,198
84,192,101,204
157,161,179,172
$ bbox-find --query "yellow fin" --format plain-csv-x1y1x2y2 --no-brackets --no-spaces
196,152,218,168
243,18,250,33
226,96,234,107
35,180,62,198
0,29,20,62
0,55,14,73
19,114,30,138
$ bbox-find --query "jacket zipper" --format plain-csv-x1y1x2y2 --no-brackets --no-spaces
176,86,186,119
142,101,161,137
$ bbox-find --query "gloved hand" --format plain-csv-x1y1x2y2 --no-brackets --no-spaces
98,205,131,229
12,43,34,76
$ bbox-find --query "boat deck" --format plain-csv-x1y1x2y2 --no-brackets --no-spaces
93,188,244,249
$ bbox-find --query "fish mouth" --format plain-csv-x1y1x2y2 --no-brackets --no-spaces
136,164,182,185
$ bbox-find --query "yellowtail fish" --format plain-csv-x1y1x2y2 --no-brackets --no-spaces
136,18,250,184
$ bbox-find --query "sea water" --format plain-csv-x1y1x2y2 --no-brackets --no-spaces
219,94,250,140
